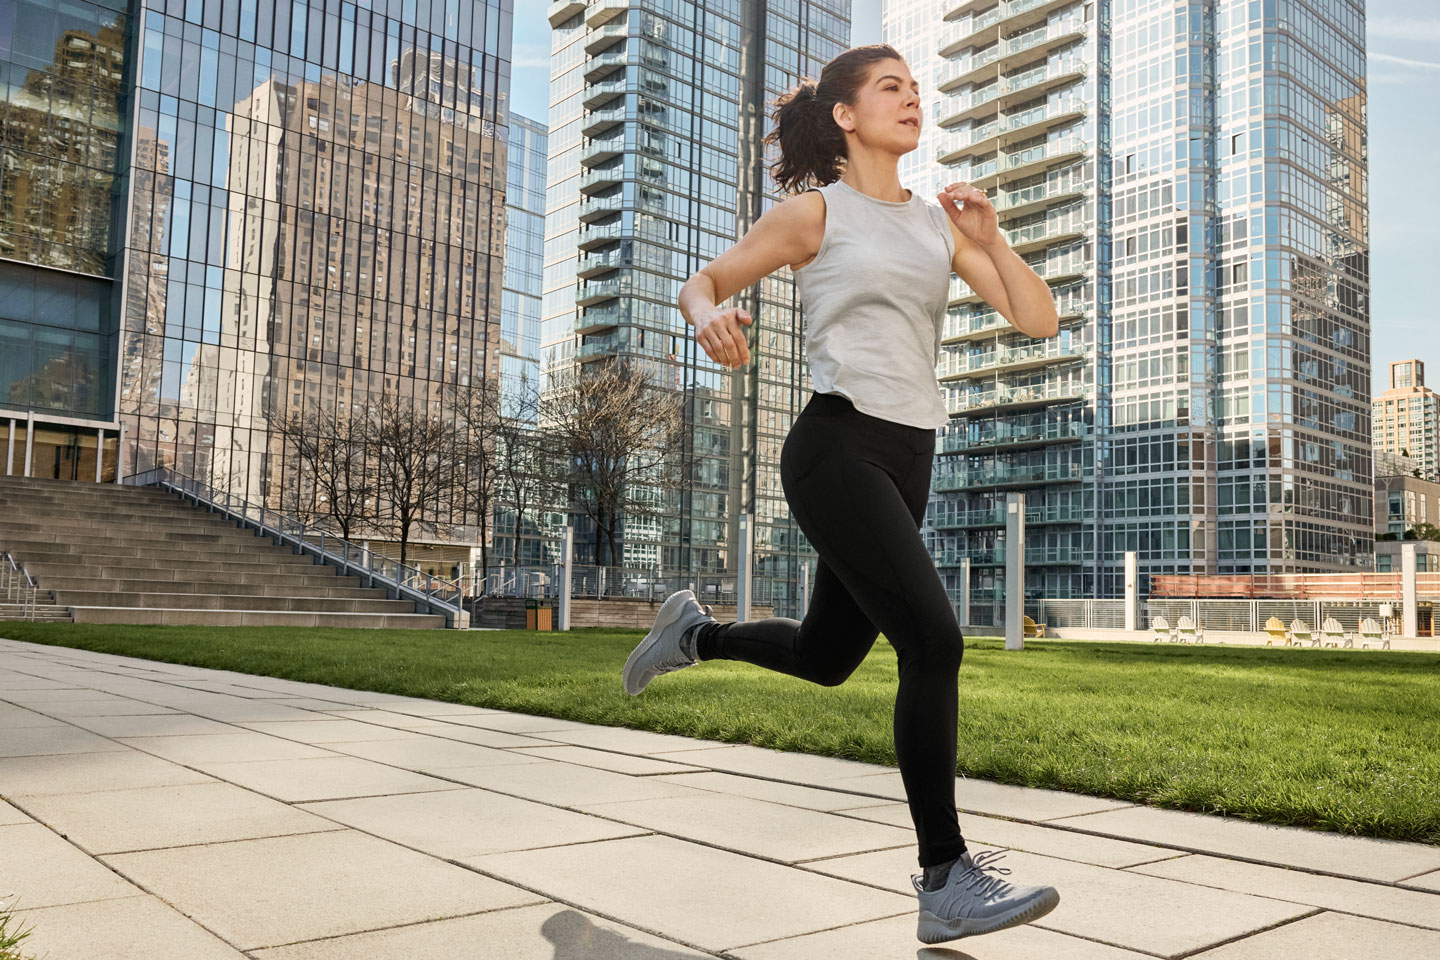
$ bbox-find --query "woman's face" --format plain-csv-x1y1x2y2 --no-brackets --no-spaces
834,58,923,155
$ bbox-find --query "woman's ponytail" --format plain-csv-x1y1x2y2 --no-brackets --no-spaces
762,44,905,195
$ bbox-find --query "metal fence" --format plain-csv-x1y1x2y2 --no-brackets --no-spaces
473,563,806,617
964,597,1399,636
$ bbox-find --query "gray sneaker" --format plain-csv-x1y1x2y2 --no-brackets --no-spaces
622,589,716,695
911,849,1060,944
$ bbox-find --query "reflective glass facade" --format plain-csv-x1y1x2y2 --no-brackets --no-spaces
0,0,129,421
901,0,1368,616
115,0,513,523
545,0,847,602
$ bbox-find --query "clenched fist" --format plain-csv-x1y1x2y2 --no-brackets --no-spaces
695,307,753,369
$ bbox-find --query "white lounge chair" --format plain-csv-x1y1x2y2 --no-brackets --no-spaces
1358,618,1391,650
1288,619,1313,647
1151,616,1174,642
1320,617,1351,648
1176,615,1204,644
1264,616,1287,645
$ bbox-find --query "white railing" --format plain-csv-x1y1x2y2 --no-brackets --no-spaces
123,468,467,628
1,551,38,621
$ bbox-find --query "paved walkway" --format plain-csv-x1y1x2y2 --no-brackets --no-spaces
1,637,1438,960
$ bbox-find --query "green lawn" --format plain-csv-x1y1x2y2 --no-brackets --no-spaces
4,623,1437,845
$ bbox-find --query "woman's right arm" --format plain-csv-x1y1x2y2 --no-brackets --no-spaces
679,191,825,369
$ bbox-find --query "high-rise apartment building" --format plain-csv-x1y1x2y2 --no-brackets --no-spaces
544,0,848,610
891,0,1369,619
1373,359,1439,482
2,0,516,566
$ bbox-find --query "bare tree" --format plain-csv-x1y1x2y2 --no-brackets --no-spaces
366,393,462,568
445,378,503,579
539,359,688,569
276,409,372,541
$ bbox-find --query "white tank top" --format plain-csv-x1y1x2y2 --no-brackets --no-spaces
792,178,955,430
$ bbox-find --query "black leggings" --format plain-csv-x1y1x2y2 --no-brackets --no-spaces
693,391,967,868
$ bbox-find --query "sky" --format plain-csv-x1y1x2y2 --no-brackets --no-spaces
509,0,1436,389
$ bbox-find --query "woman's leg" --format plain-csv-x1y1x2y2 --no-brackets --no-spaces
698,403,966,868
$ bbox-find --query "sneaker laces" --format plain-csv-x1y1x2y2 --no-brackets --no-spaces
957,850,1014,901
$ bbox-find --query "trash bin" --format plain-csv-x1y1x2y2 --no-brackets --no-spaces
525,599,553,631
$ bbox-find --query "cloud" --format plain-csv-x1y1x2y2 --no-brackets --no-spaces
1371,51,1440,70
1368,16,1440,43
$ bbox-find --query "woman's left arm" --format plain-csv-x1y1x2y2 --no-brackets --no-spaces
937,181,1060,339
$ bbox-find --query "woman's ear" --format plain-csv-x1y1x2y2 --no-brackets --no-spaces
832,101,855,135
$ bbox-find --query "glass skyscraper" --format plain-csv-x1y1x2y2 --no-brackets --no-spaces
892,0,1369,620
2,0,516,562
543,0,848,610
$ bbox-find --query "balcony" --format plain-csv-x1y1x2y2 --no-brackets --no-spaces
577,218,624,251
934,460,1083,491
938,339,1089,382
943,44,1002,90
943,419,1088,455
997,58,1087,109
583,48,627,84
948,380,1091,416
1005,211,1087,255
582,77,626,111
579,162,624,195
972,135,1087,190
548,0,586,28
935,84,1001,126
584,20,628,56
990,19,1086,77
935,543,1084,566
585,0,628,29
580,132,626,167
936,500,1085,530
576,303,629,335
578,190,625,224
581,104,627,139
577,248,628,279
942,308,1013,343
995,175,1086,220
575,273,632,308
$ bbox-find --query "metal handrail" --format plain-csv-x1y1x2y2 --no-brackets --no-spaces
122,468,466,628
1,551,38,621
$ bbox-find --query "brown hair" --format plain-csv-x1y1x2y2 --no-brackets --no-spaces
763,44,905,195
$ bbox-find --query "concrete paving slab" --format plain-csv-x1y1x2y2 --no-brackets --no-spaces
443,760,725,808
648,743,893,783
0,675,77,690
823,769,1137,820
575,791,914,863
728,908,1157,959
465,833,915,954
200,756,467,802
0,725,129,757
432,712,601,733
0,749,215,796
407,723,558,749
1132,853,1440,930
13,895,249,960
380,700,507,717
1057,805,1440,882
529,724,739,755
14,781,340,855
261,696,369,710
300,787,648,858
0,799,32,825
19,697,182,718
320,707,467,729
100,829,544,951
234,718,435,743
0,703,68,728
1,687,127,702
250,903,717,960
160,699,324,723
0,822,140,907
839,801,1178,868
115,731,337,765
64,713,242,737
1405,869,1440,892
506,744,710,776
330,735,550,771
1186,910,1440,959
638,770,898,813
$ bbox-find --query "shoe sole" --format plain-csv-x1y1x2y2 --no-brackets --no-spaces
622,591,696,696
916,887,1059,944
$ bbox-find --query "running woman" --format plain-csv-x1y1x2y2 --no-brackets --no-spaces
622,43,1062,945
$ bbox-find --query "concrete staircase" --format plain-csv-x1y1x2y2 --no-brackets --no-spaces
0,475,446,628
0,589,72,622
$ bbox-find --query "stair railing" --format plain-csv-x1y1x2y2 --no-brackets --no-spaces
122,468,467,628
1,551,38,621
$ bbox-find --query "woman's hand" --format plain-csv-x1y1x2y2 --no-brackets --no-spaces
694,307,753,369
938,181,1001,250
